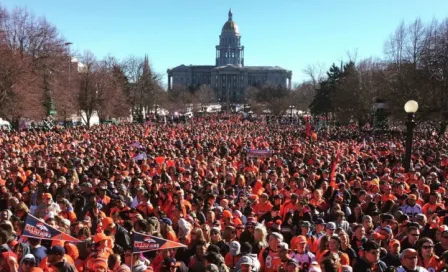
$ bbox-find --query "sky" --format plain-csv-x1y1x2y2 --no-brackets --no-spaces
2,0,447,87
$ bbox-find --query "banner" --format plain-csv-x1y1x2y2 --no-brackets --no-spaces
23,214,81,242
133,232,187,253
130,142,143,149
134,152,147,161
247,149,273,157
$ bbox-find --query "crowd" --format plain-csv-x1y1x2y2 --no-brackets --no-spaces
0,114,447,272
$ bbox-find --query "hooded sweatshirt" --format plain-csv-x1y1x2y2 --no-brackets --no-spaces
19,254,36,272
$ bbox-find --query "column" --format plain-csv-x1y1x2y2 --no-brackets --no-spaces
168,74,171,90
288,77,292,89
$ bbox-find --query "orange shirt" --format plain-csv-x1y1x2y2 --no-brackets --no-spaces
258,248,282,272
59,210,77,224
381,194,397,203
418,255,441,272
252,201,274,219
422,203,444,216
280,202,298,220
224,253,241,268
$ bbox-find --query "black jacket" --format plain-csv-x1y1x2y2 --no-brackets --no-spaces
381,253,401,267
353,258,387,272
114,224,131,252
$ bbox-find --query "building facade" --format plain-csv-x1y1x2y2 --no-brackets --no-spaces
167,9,292,103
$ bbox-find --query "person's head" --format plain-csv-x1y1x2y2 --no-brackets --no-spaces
326,222,336,236
417,237,435,258
195,241,207,258
400,248,419,270
321,257,338,272
300,221,311,236
42,193,52,205
46,246,65,265
407,226,420,244
269,232,283,250
338,231,349,248
295,235,307,253
388,239,401,255
162,257,178,272
277,242,289,259
286,259,300,272
240,242,252,255
239,256,253,272
315,218,325,233
210,227,221,243
406,194,417,206
328,236,341,252
254,224,267,242
20,254,36,272
108,254,121,271
363,240,381,264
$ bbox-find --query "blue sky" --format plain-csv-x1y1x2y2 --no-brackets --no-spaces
2,0,447,87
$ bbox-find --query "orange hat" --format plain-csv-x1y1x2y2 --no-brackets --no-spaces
30,268,44,272
407,194,417,200
102,217,114,229
389,239,400,248
42,193,52,200
94,233,111,243
296,235,307,244
222,210,233,219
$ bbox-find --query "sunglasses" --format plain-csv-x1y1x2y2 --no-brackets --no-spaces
23,260,35,266
410,233,420,237
422,245,434,249
211,232,219,235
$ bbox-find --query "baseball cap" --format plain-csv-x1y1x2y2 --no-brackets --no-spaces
389,239,400,248
287,259,299,267
277,242,289,251
295,235,307,244
93,233,112,243
102,217,114,229
229,241,241,256
239,255,253,265
42,193,52,200
315,218,325,225
47,245,65,256
301,221,311,228
159,218,173,226
326,222,336,230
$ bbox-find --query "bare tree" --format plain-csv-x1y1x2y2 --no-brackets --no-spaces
194,84,215,111
303,63,326,89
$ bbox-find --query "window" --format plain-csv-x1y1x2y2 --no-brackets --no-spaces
233,76,236,80
223,83,226,87
241,76,244,80
181,76,183,81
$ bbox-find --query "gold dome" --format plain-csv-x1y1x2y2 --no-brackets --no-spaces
222,20,239,34
221,9,239,34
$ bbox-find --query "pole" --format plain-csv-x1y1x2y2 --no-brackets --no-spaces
404,113,416,172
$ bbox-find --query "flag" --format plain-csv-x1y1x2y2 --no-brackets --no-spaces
134,152,147,161
130,142,143,149
247,149,273,157
133,232,186,253
22,214,81,242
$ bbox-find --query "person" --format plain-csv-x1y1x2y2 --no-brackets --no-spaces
353,240,387,272
225,241,241,270
416,238,439,272
397,249,428,272
238,256,253,272
381,239,401,267
277,242,292,272
289,235,315,272
102,217,131,253
258,232,283,272
235,242,260,272
401,225,421,250
188,241,207,272
19,254,36,272
401,194,422,221
33,193,60,219
286,259,299,272
435,230,448,256
46,246,76,272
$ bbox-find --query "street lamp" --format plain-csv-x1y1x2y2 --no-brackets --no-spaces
403,100,418,172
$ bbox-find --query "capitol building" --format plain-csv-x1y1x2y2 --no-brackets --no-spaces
167,9,292,103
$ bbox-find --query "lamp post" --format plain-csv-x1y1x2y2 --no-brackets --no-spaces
64,42,73,126
403,100,418,172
